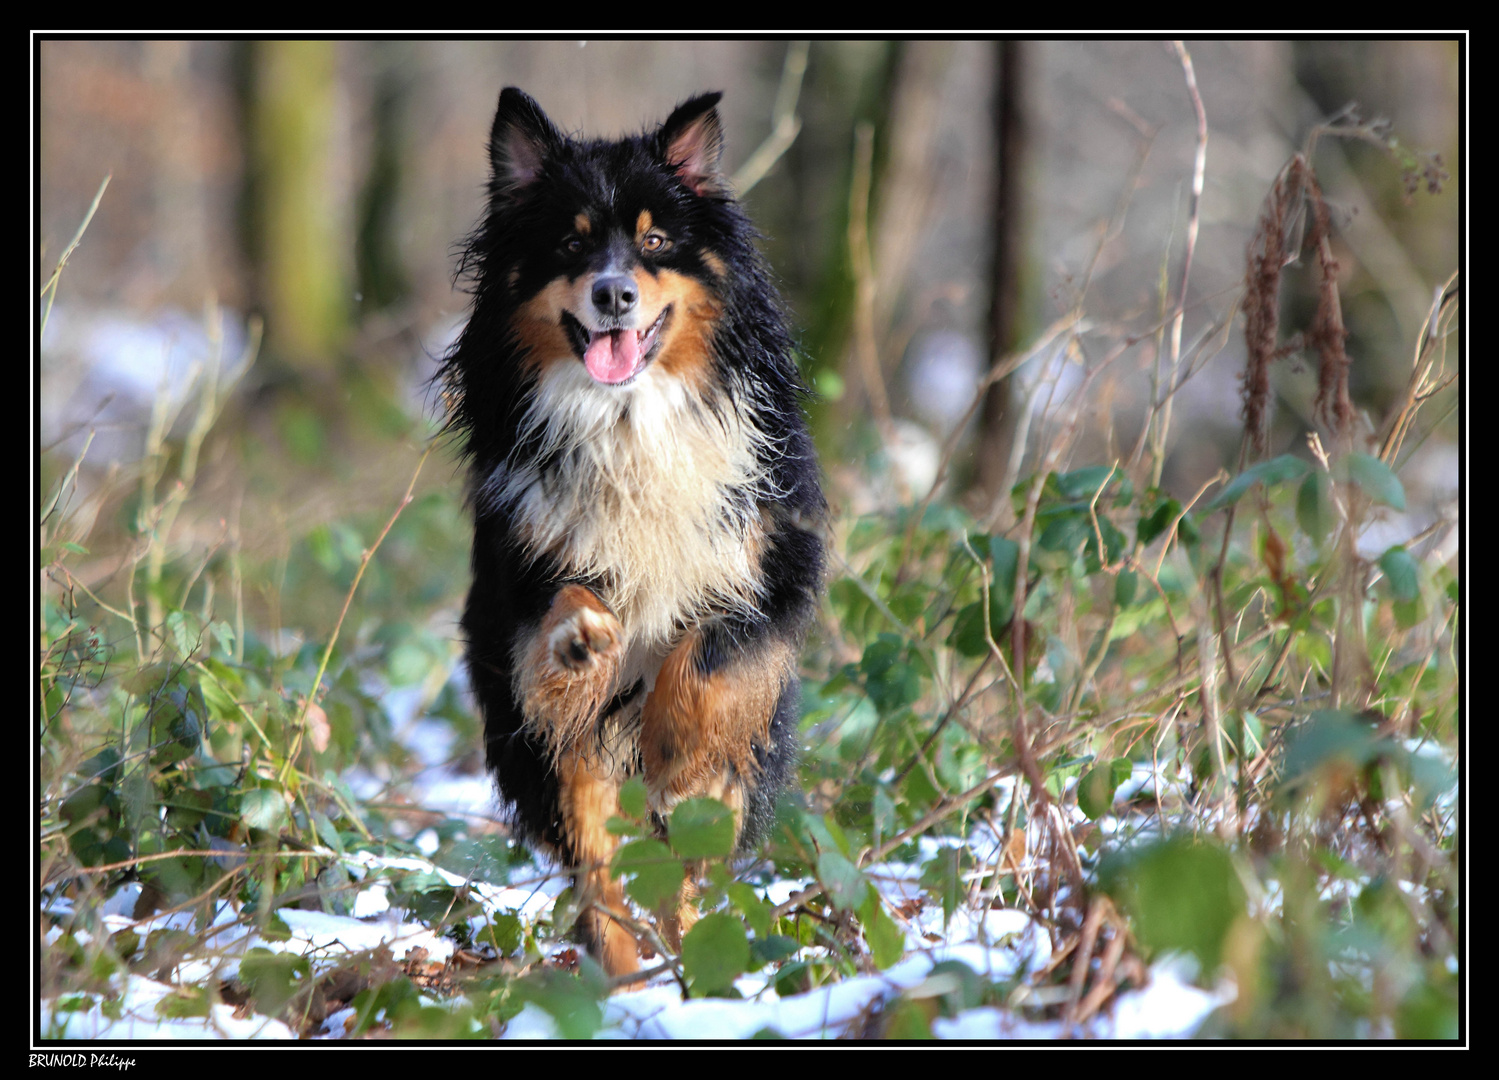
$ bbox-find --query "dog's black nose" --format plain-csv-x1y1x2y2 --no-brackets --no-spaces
591,274,638,319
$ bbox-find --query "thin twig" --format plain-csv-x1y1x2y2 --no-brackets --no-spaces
279,445,433,785
896,313,1080,577
731,41,809,195
1150,42,1208,489
39,431,97,529
39,174,111,341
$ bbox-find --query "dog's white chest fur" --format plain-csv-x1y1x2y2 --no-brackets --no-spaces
487,361,768,655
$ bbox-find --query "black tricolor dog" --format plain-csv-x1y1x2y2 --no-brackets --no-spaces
442,88,825,977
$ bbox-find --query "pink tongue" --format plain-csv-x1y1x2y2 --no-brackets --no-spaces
584,330,640,383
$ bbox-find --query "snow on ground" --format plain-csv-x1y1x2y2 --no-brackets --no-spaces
37,656,1246,1042
40,977,297,1041
40,831,1233,1042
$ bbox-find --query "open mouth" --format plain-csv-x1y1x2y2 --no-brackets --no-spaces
564,306,671,385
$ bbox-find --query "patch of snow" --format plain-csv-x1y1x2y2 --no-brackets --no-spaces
501,1002,562,1040
39,975,294,1040
1106,959,1234,1039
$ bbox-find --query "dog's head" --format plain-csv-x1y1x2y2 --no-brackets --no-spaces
482,88,738,391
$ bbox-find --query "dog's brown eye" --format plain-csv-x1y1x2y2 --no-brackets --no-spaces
641,232,671,254
563,236,584,254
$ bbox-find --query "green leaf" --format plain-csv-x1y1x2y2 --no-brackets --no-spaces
1379,545,1420,602
920,846,962,927
1226,710,1264,758
148,680,207,765
156,985,213,1020
1084,515,1128,572
1100,839,1246,971
1405,748,1456,813
727,883,772,939
80,747,123,787
347,979,417,1037
1056,465,1122,500
165,610,202,658
1278,710,1379,794
748,935,800,967
1347,452,1406,510
1036,512,1090,557
987,536,1020,618
312,811,344,854
804,812,852,858
514,966,606,1039
1396,979,1459,1039
610,839,683,911
165,787,212,830
948,601,992,658
1114,569,1138,608
859,894,905,970
882,999,934,1038
485,911,523,957
1393,596,1422,629
1137,497,1180,547
238,788,287,833
239,947,310,1017
817,849,870,912
1207,455,1310,510
1296,470,1335,543
682,912,750,996
946,536,1020,658
199,672,242,724
617,776,649,821
209,620,236,657
60,784,110,825
902,758,941,811
859,634,922,714
669,798,737,859
1077,757,1132,820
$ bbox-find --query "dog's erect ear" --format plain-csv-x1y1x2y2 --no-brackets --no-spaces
659,93,726,197
489,88,562,200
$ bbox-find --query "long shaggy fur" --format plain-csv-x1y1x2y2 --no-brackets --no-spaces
441,88,825,976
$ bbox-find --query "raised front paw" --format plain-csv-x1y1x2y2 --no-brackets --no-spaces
517,586,623,748
545,585,622,673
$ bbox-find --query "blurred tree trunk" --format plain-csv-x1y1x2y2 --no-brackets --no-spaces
838,41,950,436
973,40,1028,509
793,42,893,447
355,42,414,317
246,40,349,376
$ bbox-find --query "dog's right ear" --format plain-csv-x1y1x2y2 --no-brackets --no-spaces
489,88,562,200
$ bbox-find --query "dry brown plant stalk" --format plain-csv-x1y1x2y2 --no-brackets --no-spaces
1303,169,1355,447
1241,156,1305,458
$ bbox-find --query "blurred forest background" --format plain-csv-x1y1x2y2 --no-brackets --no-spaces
38,40,1463,615
39,40,1459,581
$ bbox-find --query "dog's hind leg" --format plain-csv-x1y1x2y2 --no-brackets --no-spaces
641,627,797,940
641,628,795,819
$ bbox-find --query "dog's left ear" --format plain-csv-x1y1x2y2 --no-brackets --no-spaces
659,93,726,197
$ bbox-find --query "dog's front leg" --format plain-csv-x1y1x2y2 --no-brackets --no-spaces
556,745,641,977
514,584,622,752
